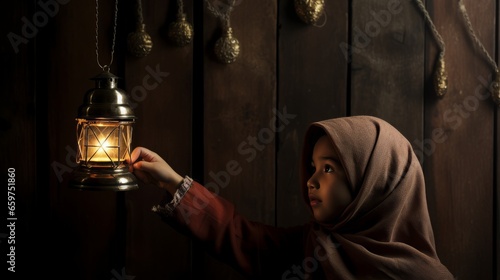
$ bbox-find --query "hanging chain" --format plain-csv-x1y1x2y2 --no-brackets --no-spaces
413,0,448,97
458,0,498,72
414,0,445,57
136,0,144,25
177,0,184,17
459,0,500,105
205,0,236,29
95,0,119,72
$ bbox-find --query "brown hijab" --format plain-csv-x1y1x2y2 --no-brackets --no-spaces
300,116,453,279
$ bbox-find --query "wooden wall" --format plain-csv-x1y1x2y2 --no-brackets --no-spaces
424,1,496,279
2,0,499,279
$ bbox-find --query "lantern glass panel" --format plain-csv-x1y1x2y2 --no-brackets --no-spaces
76,119,133,168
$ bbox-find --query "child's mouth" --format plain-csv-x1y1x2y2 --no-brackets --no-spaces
309,194,321,207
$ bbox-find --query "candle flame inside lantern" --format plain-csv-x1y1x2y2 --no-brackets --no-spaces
89,131,119,162
76,119,133,168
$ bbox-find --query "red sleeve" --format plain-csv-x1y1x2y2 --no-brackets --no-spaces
161,181,308,277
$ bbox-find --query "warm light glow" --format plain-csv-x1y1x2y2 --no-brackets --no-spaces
76,119,133,168
88,133,119,162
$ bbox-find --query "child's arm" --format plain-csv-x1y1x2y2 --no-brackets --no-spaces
130,147,308,277
160,179,307,277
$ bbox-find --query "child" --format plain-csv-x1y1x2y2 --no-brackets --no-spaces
130,115,453,279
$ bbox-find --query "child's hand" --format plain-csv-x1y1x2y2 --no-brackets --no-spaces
129,146,183,195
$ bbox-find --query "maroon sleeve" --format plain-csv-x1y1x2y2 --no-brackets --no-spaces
159,181,308,277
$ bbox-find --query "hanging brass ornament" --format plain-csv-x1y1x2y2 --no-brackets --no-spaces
415,0,447,97
127,23,153,57
168,13,194,47
127,0,152,57
434,53,448,97
205,0,240,64
294,0,324,25
214,27,240,64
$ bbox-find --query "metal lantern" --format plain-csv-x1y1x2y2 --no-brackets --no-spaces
69,71,138,191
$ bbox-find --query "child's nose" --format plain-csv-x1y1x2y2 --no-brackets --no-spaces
307,176,319,190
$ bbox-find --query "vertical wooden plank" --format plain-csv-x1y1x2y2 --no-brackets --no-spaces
277,0,348,227
350,0,425,141
1,1,38,277
45,0,124,279
201,0,276,277
495,1,499,279
123,0,193,279
424,0,494,279
496,3,500,278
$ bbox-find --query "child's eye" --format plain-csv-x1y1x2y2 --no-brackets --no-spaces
324,165,334,173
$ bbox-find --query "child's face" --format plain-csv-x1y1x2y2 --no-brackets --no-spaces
307,135,352,223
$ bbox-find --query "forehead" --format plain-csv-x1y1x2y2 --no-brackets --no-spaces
312,135,340,159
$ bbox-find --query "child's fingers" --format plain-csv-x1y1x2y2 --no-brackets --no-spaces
131,146,158,164
133,160,155,173
130,146,144,163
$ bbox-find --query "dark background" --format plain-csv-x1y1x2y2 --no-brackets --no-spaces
1,0,498,279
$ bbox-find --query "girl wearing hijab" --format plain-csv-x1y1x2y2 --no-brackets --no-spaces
130,115,453,279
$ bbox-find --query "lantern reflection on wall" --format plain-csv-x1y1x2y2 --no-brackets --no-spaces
69,71,138,191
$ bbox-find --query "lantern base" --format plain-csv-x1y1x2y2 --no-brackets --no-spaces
69,166,139,191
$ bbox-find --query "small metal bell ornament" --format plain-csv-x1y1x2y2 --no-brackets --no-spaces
434,53,448,97
294,0,324,25
168,13,194,47
127,23,153,57
205,0,240,64
214,27,240,64
127,0,152,57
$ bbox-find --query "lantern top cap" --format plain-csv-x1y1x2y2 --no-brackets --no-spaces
77,71,136,120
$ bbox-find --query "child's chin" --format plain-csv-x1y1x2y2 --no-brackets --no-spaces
313,213,327,223
313,212,338,224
